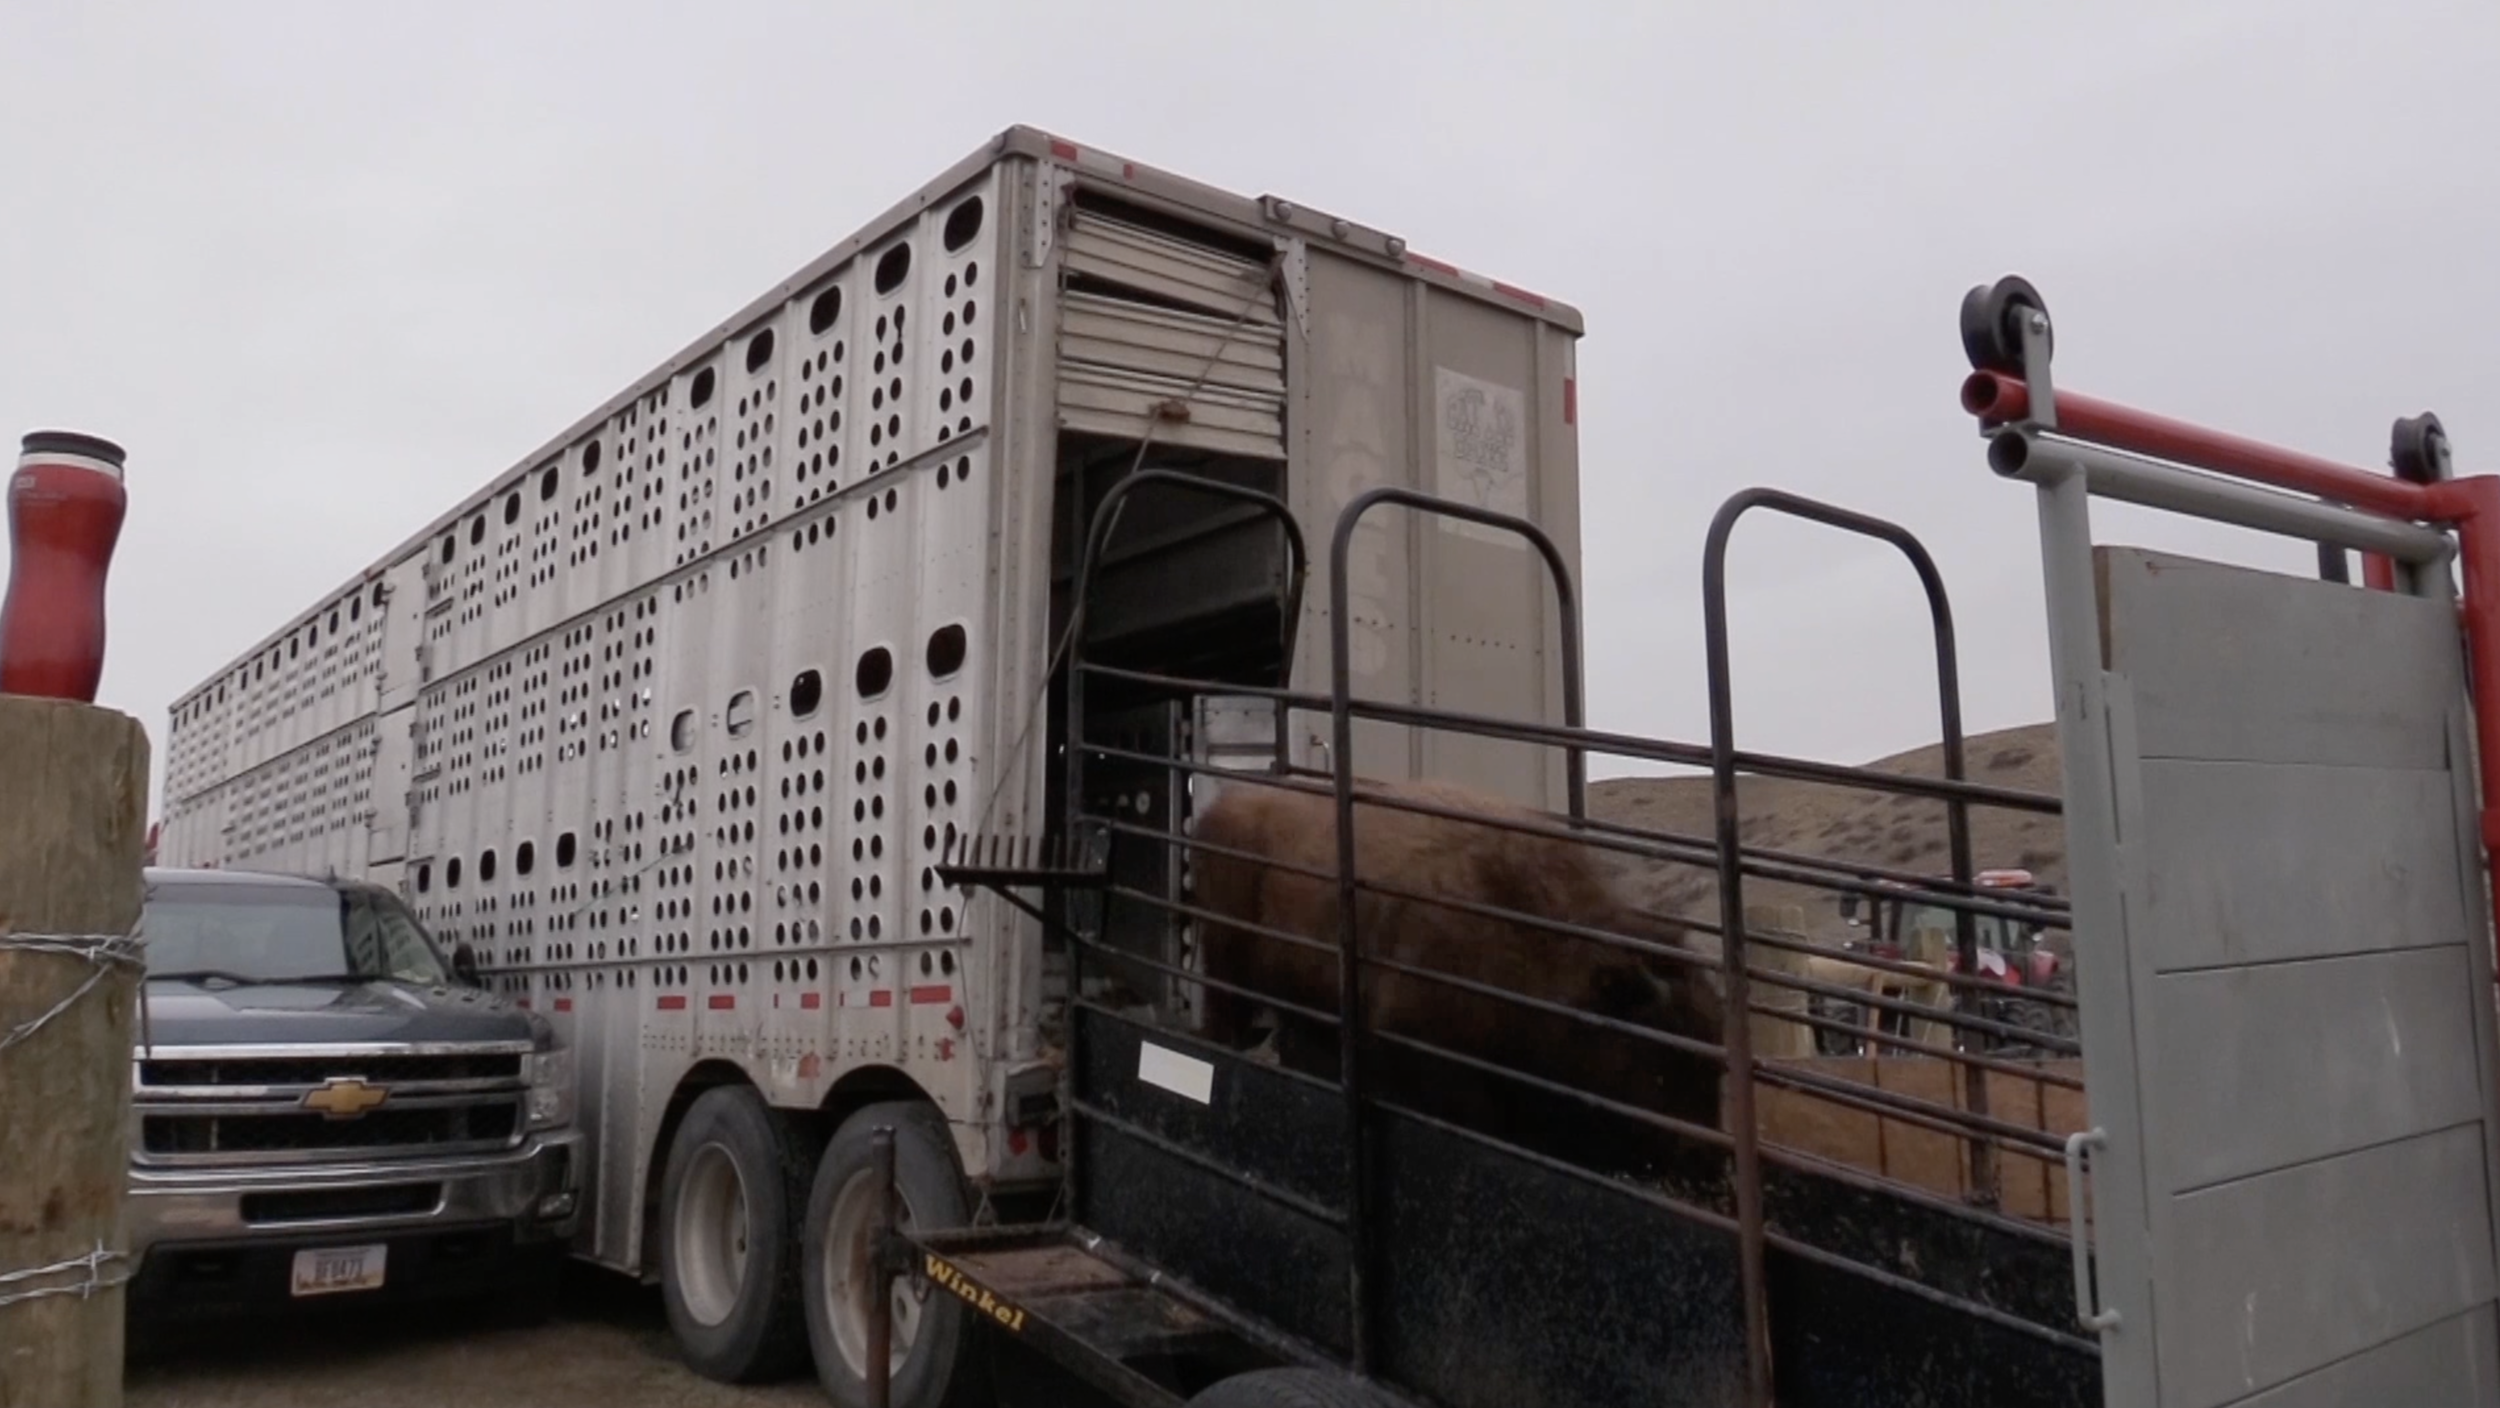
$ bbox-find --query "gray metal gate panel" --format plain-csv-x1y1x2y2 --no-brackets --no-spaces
2049,535,2500,1407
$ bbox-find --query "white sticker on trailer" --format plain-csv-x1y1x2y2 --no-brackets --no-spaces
1137,1041,1215,1104
1433,366,1529,546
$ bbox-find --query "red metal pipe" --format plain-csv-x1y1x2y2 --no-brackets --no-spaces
1963,367,2500,989
1960,370,2434,523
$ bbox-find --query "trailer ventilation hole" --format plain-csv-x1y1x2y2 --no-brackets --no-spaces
855,647,893,700
790,669,823,717
671,709,696,752
809,287,842,335
515,841,536,876
925,624,966,679
469,517,486,546
943,196,984,252
874,243,910,295
584,439,603,473
689,367,716,409
557,832,578,868
416,863,432,893
745,328,775,373
726,690,758,738
446,857,463,889
479,849,498,884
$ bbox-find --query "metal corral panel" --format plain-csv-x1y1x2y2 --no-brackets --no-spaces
2056,544,2500,1408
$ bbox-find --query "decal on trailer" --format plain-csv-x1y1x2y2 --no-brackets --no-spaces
1434,365,1529,546
923,1253,1029,1333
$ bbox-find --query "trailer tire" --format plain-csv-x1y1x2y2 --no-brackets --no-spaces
1185,1368,1400,1408
659,1083,814,1383
803,1099,987,1408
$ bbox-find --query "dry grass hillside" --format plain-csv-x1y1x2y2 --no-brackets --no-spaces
1589,721,2068,952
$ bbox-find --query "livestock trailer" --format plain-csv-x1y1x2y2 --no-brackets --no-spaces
154,126,1585,1401
859,276,2500,1408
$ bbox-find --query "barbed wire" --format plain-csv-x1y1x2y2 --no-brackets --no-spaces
0,1241,133,1312
0,921,146,1059
0,919,147,1316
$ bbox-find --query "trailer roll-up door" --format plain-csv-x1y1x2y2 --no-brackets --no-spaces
1962,274,2500,1407
1056,204,1289,463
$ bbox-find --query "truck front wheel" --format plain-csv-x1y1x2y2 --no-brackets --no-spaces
659,1083,814,1382
803,1099,988,1408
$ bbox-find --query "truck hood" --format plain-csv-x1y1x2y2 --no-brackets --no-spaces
138,977,545,1050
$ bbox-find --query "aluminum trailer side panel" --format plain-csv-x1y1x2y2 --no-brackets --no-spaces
157,127,1582,1284
1286,245,1583,811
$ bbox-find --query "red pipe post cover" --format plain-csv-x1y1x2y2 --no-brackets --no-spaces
0,430,128,703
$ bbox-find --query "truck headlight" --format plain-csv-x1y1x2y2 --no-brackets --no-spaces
526,1045,575,1131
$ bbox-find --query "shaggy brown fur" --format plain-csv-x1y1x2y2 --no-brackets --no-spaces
1186,773,1727,1182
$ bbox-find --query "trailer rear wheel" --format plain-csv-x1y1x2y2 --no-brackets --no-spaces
659,1083,813,1382
1185,1368,1400,1408
803,1099,987,1408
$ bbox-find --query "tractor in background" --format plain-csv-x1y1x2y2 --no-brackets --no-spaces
1811,867,2073,1058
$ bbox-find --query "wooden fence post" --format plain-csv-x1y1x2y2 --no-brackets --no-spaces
0,695,150,1408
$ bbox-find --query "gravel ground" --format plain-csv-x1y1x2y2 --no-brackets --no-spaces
124,1261,828,1408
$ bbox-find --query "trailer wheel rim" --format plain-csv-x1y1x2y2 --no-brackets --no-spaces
823,1166,928,1378
675,1141,751,1328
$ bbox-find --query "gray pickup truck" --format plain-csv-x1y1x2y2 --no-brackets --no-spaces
124,866,581,1324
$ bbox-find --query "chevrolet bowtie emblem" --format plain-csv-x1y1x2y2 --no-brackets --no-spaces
302,1077,390,1120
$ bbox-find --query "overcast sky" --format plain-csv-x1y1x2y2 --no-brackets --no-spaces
4,0,2495,814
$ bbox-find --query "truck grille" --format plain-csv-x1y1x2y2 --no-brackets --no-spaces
131,1047,531,1167
139,1053,523,1086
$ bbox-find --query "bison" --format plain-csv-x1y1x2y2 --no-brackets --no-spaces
1183,772,1728,1189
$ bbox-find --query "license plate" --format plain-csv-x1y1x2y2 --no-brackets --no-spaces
290,1243,387,1297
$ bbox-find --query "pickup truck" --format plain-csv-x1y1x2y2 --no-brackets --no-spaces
123,866,582,1324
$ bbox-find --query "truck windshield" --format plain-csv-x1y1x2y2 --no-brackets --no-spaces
143,883,450,987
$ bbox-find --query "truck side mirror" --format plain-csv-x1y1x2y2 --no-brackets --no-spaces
451,942,482,988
